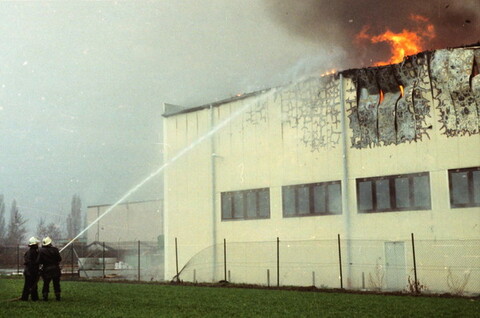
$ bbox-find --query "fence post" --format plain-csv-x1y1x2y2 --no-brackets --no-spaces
223,238,227,282
411,233,418,293
276,237,280,287
138,240,141,282
338,234,343,289
102,241,106,278
175,237,179,281
71,243,74,276
17,245,20,274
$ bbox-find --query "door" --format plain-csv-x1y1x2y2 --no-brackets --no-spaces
384,241,406,291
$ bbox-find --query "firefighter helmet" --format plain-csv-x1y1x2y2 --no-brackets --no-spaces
28,237,40,246
42,236,52,246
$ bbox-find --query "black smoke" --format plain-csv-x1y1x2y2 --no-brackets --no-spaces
264,0,480,68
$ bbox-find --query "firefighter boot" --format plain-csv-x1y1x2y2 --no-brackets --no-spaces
55,292,61,301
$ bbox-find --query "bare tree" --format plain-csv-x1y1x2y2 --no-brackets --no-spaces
37,217,48,239
37,217,64,241
46,222,63,241
0,195,6,242
67,194,82,239
6,199,27,246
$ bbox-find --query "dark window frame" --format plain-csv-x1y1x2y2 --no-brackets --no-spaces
221,188,270,221
356,172,431,213
282,181,342,217
448,166,480,208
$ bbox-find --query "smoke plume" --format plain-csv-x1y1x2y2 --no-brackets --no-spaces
264,0,480,68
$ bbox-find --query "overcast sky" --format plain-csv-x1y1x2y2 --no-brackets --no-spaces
0,0,478,236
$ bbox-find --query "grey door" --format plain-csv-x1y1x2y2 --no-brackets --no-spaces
385,241,406,290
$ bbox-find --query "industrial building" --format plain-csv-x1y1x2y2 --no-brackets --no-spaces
162,46,480,294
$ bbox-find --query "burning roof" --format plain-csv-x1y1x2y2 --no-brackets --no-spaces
341,43,480,149
164,42,480,155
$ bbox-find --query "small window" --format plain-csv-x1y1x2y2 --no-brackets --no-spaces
394,177,410,208
233,192,244,219
356,172,431,213
297,186,310,215
313,184,326,213
282,181,342,217
258,189,270,217
358,180,373,211
246,191,257,218
282,187,296,217
221,188,270,221
375,179,391,210
448,167,480,208
413,175,431,207
327,183,342,213
221,193,232,219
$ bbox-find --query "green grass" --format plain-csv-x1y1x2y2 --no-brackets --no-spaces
0,277,478,318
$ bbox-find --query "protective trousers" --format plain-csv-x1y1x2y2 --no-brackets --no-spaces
42,276,61,301
21,275,39,301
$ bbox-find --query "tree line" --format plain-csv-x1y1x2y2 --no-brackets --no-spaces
0,194,84,246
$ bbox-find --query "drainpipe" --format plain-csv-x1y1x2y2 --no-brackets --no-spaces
339,73,352,287
210,104,218,282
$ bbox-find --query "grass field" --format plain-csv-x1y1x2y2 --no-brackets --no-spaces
0,277,478,318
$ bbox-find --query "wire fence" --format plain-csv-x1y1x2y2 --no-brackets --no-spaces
0,240,164,282
174,235,480,296
2,235,478,296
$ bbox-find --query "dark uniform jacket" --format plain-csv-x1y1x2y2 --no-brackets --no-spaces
37,246,62,278
23,247,39,276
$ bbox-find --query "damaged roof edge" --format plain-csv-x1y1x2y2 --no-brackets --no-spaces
340,43,480,78
162,88,273,118
162,43,480,118
87,198,163,209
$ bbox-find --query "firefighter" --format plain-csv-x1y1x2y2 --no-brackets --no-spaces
20,237,40,301
37,236,62,301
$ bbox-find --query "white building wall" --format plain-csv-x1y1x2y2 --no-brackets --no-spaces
163,47,480,293
163,109,215,279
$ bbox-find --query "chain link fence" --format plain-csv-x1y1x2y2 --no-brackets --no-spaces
174,236,480,296
2,236,477,295
0,240,164,282
0,245,28,275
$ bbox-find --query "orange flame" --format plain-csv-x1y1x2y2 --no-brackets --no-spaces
356,14,435,66
320,69,337,77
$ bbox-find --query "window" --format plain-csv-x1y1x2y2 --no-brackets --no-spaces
282,181,342,217
448,167,480,208
221,188,270,220
356,172,431,213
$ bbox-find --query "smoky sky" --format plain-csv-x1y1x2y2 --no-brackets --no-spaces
0,0,348,236
1,0,478,238
265,0,480,67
